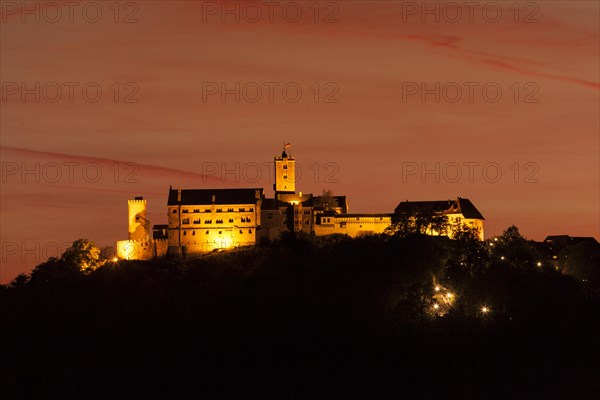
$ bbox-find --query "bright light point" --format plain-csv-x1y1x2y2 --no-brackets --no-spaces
537,262,542,267
112,257,118,262
481,306,489,314
433,303,439,310
446,292,453,299
494,238,498,241
500,256,505,260
221,236,233,249
434,285,440,292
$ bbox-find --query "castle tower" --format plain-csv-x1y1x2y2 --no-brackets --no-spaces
274,143,295,196
128,196,149,240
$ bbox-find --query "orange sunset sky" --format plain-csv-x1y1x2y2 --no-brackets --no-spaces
1,1,599,282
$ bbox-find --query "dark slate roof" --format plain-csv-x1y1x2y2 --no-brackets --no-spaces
457,197,485,220
394,200,454,215
262,198,280,210
394,198,484,220
167,188,263,206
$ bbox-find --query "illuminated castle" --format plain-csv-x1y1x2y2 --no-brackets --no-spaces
116,145,485,260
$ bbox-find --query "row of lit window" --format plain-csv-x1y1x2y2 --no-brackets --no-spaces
180,229,253,236
182,218,251,225
176,207,254,214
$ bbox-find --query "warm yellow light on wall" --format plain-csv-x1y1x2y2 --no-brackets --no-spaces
220,236,233,249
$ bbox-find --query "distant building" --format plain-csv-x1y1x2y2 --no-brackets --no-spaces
116,145,486,259
394,198,485,240
537,235,600,268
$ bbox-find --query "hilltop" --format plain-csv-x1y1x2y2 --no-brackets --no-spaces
2,227,599,398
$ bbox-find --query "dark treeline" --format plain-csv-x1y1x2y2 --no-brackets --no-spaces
2,227,599,399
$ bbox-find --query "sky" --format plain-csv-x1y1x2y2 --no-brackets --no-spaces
1,1,599,283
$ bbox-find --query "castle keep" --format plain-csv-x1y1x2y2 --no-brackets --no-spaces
116,146,485,260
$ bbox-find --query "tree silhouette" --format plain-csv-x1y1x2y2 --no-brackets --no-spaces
488,225,541,269
61,239,102,273
386,211,449,237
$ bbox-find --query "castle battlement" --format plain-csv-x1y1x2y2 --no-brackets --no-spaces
128,199,147,204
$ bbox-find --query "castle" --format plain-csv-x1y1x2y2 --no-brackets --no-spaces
116,146,485,260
